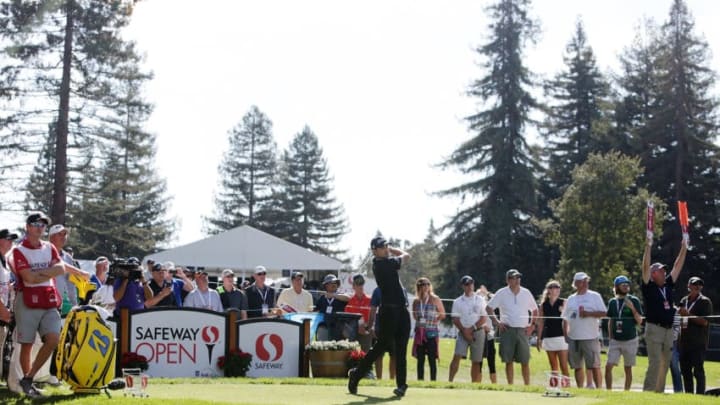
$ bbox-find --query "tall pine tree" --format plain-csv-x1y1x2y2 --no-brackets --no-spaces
277,126,347,257
542,19,611,199
636,0,720,306
437,0,549,293
205,105,278,234
0,0,139,224
71,46,173,258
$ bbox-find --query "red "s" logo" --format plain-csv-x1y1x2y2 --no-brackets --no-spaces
255,333,283,361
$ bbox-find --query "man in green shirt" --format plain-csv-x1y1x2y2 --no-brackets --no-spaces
605,275,643,390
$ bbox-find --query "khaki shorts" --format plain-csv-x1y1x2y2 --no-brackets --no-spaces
498,327,530,364
568,338,601,369
14,291,62,344
454,329,486,363
606,337,638,367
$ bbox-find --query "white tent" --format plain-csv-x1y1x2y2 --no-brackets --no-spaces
143,225,343,274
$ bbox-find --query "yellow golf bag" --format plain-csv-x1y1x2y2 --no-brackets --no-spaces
55,305,116,393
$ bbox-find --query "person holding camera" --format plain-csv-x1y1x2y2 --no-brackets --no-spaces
112,258,152,316
144,263,176,308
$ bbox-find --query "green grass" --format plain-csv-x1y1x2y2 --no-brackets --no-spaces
1,338,718,404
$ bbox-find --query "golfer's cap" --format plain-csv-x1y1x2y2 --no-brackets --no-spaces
370,236,388,249
254,265,267,275
573,272,590,281
221,269,235,278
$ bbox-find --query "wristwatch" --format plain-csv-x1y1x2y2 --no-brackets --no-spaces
472,324,478,331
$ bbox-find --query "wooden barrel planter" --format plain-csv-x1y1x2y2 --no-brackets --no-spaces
309,350,350,378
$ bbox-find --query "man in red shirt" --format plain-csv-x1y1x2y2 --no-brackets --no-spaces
8,212,67,397
345,274,372,352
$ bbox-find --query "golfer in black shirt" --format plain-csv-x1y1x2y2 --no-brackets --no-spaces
348,237,411,397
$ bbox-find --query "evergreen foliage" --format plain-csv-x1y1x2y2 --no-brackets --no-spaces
437,0,550,294
277,126,347,257
205,105,278,234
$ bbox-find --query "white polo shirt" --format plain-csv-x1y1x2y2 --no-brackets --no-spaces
451,293,486,328
487,286,538,328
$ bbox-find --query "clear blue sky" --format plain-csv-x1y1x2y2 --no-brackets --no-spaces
124,0,720,263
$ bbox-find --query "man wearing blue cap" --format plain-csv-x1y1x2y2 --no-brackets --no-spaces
605,275,643,390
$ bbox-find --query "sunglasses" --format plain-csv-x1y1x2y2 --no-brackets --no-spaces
548,285,560,289
417,283,430,287
152,268,166,272
256,272,266,276
29,222,47,228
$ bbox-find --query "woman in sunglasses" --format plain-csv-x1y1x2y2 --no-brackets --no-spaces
411,277,445,381
536,279,570,387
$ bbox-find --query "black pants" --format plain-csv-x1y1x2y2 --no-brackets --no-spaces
416,336,438,381
355,306,410,388
483,338,496,374
679,345,706,394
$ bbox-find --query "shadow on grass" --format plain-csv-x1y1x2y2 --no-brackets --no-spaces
345,393,401,404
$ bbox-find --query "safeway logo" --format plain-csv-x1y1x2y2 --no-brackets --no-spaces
201,326,220,344
255,333,283,362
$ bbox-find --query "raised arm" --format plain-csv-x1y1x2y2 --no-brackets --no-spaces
642,236,652,284
388,246,410,265
669,239,688,282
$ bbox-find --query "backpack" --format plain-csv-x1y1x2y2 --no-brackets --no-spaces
55,305,116,393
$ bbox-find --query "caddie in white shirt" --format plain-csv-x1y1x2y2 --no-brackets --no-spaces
486,269,538,385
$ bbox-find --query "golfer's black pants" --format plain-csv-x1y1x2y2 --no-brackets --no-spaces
356,306,410,388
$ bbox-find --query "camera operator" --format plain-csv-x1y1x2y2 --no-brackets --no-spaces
112,258,152,316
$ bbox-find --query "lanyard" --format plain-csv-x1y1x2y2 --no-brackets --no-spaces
616,298,625,315
258,287,269,304
326,297,335,307
686,295,701,313
658,286,668,302
419,296,429,319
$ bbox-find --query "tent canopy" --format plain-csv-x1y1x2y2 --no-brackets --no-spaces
143,225,343,272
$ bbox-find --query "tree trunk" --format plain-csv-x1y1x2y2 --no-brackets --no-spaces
52,1,74,225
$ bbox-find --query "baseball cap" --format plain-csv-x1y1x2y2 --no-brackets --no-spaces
370,236,388,249
650,263,666,272
352,274,365,285
688,276,704,286
163,261,176,271
95,256,109,265
48,224,68,236
26,211,51,226
322,274,339,286
254,265,267,275
291,271,304,280
614,275,630,286
222,269,235,278
152,263,164,271
460,275,474,285
506,269,522,278
0,229,19,240
573,272,590,281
